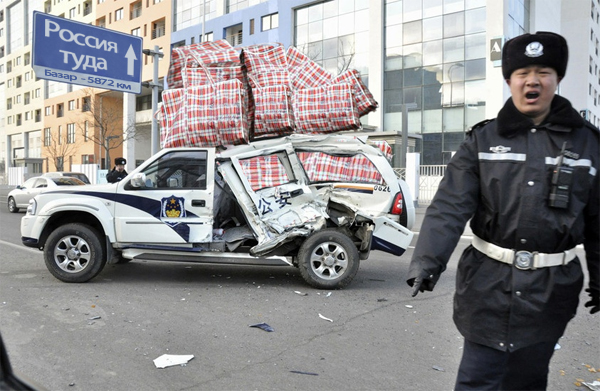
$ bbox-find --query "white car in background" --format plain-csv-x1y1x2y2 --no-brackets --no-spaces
7,176,86,213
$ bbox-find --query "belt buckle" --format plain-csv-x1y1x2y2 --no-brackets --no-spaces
514,251,534,270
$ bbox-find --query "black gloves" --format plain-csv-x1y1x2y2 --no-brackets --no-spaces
409,277,435,297
584,288,599,314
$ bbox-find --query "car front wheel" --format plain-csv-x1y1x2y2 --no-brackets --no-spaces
44,223,106,283
7,197,19,213
298,229,360,289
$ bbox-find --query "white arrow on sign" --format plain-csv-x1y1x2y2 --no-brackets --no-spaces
125,45,138,76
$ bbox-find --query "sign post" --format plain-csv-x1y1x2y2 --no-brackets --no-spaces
32,11,143,94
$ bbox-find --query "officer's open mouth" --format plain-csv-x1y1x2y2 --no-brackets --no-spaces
525,92,540,99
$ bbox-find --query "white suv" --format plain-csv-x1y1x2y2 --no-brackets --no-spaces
21,134,414,289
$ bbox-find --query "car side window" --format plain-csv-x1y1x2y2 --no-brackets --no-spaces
34,178,48,188
239,154,291,191
297,151,386,185
139,151,208,190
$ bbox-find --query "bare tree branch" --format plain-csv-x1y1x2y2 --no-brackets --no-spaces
44,130,79,172
70,88,138,168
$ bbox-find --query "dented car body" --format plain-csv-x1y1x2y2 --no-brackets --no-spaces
21,134,414,288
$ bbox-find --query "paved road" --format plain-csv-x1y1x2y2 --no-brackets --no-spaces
0,189,597,390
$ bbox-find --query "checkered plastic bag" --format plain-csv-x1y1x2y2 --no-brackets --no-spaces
242,43,290,88
293,83,360,134
250,74,294,137
159,63,249,147
239,154,290,191
158,88,189,148
286,46,332,89
167,40,239,89
333,69,378,117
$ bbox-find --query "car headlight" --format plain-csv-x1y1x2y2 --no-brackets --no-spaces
27,199,37,215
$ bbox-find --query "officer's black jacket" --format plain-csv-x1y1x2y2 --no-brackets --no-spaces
408,95,599,351
106,168,129,183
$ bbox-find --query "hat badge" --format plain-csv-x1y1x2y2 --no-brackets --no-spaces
524,41,543,57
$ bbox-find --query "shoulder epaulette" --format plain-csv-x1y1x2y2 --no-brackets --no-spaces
467,119,493,134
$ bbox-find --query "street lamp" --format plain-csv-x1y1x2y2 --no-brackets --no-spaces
448,63,464,107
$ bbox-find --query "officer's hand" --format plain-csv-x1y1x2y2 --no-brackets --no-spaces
411,277,424,297
584,288,599,314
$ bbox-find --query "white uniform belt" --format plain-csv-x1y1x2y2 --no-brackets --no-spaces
471,234,576,270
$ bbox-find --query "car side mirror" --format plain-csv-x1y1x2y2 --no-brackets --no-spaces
130,173,147,188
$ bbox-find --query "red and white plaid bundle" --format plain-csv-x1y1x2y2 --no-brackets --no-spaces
159,62,249,148
368,140,394,162
286,46,332,89
251,80,295,137
239,154,290,191
243,43,290,88
167,40,239,89
297,152,384,185
293,83,360,134
333,69,379,117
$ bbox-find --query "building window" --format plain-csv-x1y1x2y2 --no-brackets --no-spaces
35,109,41,122
152,19,166,39
58,126,62,144
202,32,213,42
6,61,11,73
98,0,105,3
69,7,76,18
262,13,278,31
7,98,11,110
44,128,51,146
82,154,94,164
250,19,255,35
24,92,30,105
25,71,31,81
67,124,76,143
84,120,90,141
68,100,75,110
24,52,30,65
82,97,91,111
97,16,106,27
131,1,142,19
15,56,21,66
16,114,22,126
45,106,51,115
25,111,31,121
15,95,21,104
35,88,41,98
131,27,141,36
115,8,124,21
16,76,22,88
57,103,64,117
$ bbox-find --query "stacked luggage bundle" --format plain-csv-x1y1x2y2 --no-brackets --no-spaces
158,40,378,148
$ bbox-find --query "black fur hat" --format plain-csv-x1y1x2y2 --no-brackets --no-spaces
502,31,568,79
115,157,126,165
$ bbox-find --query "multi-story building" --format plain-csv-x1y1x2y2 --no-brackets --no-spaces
2,0,599,183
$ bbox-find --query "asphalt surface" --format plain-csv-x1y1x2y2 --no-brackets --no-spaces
0,186,598,391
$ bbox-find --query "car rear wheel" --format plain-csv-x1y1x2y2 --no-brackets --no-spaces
44,223,106,283
7,197,19,213
298,229,360,289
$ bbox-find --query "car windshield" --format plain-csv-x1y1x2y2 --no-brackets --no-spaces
51,177,86,186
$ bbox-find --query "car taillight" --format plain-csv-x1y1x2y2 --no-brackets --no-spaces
391,192,403,215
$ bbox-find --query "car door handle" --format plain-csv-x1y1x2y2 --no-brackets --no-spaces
192,200,205,207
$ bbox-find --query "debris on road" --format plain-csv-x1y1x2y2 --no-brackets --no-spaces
432,365,445,372
582,380,600,391
405,305,414,309
249,322,274,332
294,291,308,296
290,370,319,376
153,354,194,369
318,313,333,322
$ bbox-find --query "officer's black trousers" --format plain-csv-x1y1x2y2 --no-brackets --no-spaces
454,339,557,390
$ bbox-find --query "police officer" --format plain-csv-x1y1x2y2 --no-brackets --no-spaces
106,157,129,183
407,31,599,390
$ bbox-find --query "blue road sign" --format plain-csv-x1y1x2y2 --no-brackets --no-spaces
32,11,143,94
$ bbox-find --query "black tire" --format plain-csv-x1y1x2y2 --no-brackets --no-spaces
7,197,19,213
298,229,360,289
44,223,106,283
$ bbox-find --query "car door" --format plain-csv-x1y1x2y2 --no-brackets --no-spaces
114,149,215,245
16,177,48,206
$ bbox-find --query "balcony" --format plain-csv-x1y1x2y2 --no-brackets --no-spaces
152,26,165,39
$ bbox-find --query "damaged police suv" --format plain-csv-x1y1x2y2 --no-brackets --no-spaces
21,134,414,289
